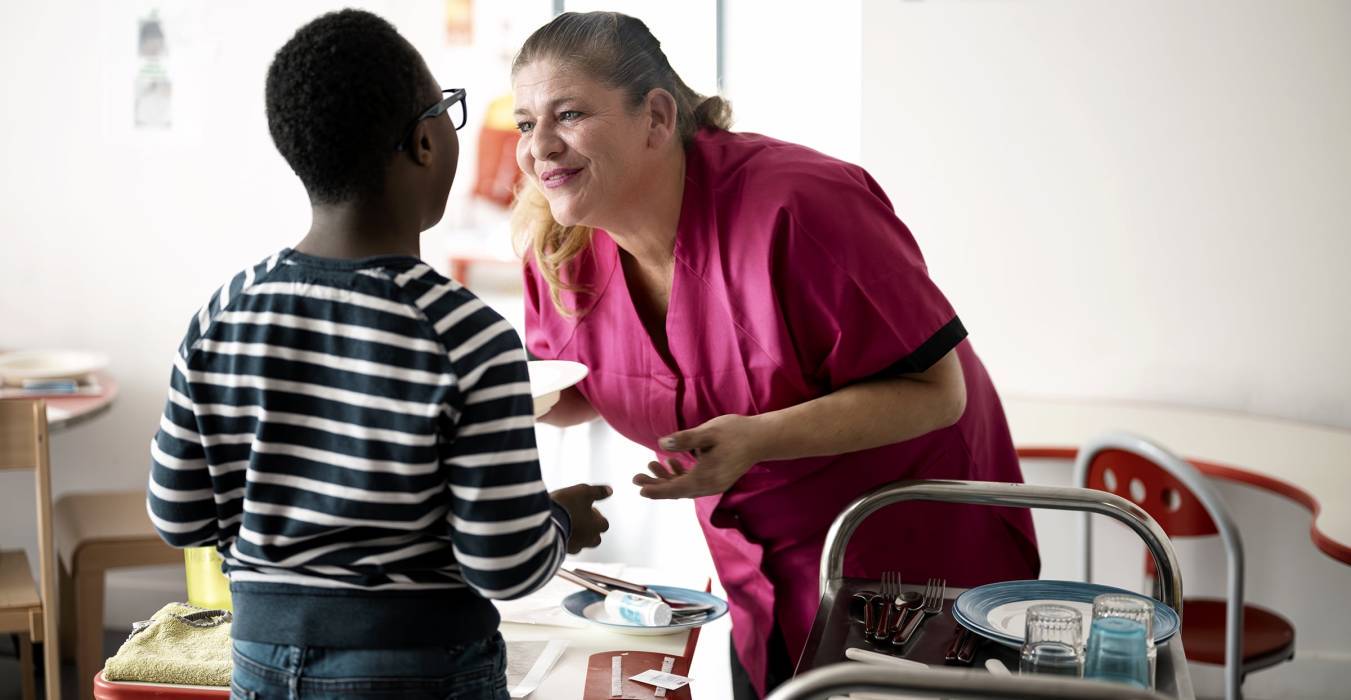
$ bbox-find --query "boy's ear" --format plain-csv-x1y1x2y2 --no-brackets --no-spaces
408,121,435,166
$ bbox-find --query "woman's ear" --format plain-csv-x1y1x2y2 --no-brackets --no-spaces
644,88,678,148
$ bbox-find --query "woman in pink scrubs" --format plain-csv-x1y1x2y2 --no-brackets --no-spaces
512,12,1039,699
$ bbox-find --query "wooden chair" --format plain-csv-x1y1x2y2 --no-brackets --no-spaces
1075,432,1296,700
54,491,181,700
0,400,61,700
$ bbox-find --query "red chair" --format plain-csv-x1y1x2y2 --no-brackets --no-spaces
1074,433,1295,700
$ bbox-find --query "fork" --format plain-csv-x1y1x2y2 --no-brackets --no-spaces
875,572,901,639
893,577,946,646
864,571,899,638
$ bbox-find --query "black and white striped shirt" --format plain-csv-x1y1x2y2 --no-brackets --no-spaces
148,249,568,647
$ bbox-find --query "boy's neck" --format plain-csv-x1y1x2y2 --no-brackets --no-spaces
295,199,422,260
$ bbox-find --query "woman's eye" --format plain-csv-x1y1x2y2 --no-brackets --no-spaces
559,110,582,122
516,121,534,134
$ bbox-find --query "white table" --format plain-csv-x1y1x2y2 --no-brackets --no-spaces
497,563,720,698
1004,396,1351,565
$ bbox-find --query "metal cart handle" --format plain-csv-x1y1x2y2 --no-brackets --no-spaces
819,479,1183,614
766,662,1173,700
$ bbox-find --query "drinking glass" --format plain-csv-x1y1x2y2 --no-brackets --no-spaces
1019,603,1083,677
1089,593,1155,688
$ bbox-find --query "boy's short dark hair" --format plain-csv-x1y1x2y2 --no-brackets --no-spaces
265,9,431,204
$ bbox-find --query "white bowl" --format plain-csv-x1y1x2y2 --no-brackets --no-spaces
526,360,587,418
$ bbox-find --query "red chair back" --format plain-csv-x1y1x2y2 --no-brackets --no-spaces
1084,448,1217,537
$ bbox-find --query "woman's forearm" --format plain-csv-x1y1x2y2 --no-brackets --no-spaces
750,349,966,462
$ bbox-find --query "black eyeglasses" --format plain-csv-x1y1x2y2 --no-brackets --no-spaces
395,88,467,151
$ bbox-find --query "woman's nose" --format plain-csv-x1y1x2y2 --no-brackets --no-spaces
530,122,564,161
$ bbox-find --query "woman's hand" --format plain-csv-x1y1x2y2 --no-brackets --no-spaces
633,414,770,499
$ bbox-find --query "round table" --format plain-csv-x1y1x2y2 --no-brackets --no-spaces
1004,396,1351,565
36,372,119,432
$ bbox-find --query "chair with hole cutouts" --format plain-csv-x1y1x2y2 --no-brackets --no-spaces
1074,432,1294,700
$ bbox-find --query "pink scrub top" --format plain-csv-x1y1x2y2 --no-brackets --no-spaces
524,129,1039,696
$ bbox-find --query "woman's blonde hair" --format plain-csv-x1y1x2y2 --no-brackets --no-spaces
510,11,733,315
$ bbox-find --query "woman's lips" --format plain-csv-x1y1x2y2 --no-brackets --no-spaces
541,167,583,190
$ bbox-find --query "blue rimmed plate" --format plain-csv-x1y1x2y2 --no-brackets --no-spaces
952,580,1179,648
561,585,728,636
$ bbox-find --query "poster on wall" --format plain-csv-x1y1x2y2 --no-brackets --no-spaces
134,10,172,129
445,0,473,46
443,0,475,46
97,0,207,145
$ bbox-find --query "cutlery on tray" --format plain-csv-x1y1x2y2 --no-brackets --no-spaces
555,568,716,619
845,646,928,669
870,572,901,643
893,577,946,646
943,626,982,665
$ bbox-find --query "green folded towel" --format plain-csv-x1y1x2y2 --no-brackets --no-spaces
103,602,232,687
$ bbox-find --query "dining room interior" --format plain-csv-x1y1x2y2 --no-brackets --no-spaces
1,1,1348,699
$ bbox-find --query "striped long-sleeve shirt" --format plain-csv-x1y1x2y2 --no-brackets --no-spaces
148,249,569,648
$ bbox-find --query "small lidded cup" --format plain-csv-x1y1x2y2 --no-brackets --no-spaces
1019,603,1084,677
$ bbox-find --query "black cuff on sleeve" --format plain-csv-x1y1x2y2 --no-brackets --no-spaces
549,499,573,541
883,316,968,375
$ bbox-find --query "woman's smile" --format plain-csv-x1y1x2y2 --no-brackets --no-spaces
541,166,584,190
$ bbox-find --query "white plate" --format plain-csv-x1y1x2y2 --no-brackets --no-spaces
0,350,108,384
526,361,587,418
562,585,728,637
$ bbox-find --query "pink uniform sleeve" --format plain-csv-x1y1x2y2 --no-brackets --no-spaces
773,164,967,392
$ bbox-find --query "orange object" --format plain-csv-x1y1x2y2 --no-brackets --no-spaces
471,93,523,207
93,671,228,699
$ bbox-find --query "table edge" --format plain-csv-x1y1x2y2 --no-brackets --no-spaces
1015,445,1351,565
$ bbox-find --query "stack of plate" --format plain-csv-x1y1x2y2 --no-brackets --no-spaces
951,580,1179,648
0,350,108,387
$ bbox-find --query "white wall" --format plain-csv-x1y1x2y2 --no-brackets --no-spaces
861,1,1351,696
860,0,1351,427
725,0,861,162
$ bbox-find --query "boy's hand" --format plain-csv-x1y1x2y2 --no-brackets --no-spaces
550,484,612,554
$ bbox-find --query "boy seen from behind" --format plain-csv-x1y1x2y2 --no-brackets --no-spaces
147,10,611,699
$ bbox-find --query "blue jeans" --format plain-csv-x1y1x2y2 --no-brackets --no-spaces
230,633,508,700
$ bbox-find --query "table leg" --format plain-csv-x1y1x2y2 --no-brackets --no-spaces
18,632,36,700
59,560,76,660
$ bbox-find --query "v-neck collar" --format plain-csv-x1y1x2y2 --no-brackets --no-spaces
592,139,709,378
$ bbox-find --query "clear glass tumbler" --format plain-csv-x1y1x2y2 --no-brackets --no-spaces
1089,593,1155,688
1019,603,1084,677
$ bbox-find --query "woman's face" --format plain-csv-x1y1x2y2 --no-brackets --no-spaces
513,59,653,229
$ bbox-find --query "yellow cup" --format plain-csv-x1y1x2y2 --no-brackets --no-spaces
184,546,232,610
